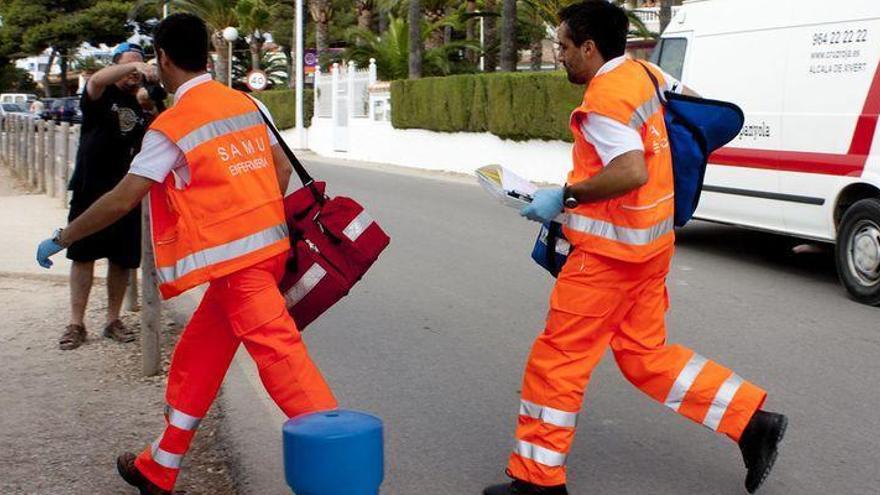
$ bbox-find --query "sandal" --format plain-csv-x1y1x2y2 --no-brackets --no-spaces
103,320,136,343
59,324,87,350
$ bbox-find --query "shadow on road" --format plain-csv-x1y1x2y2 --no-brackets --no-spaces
675,221,839,285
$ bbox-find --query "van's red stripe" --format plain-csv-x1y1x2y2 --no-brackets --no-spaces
710,148,864,176
709,62,880,177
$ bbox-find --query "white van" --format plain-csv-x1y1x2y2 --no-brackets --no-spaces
652,0,880,305
0,93,37,105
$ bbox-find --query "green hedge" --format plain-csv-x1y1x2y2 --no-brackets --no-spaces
251,88,314,130
391,72,585,142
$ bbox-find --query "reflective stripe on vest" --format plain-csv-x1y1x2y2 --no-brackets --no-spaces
156,223,288,285
176,111,263,153
567,213,674,247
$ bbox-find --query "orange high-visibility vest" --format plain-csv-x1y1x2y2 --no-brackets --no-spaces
148,80,289,299
564,59,675,262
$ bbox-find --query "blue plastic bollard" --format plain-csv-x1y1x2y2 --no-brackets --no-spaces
283,409,384,495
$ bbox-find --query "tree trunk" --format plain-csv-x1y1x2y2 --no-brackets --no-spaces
408,0,423,79
530,38,542,71
424,9,445,50
59,51,69,97
500,0,517,71
659,0,673,33
357,3,372,31
211,32,229,85
310,0,332,63
42,49,56,98
484,0,498,72
250,35,263,71
378,6,389,34
465,0,477,64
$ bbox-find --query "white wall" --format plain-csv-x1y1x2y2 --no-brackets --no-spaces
294,116,572,185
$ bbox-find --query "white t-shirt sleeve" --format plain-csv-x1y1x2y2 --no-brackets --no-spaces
249,97,279,146
580,113,644,166
128,130,187,184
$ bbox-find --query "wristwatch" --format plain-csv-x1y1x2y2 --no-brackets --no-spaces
563,185,579,209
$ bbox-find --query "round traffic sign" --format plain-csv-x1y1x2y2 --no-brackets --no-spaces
246,70,268,91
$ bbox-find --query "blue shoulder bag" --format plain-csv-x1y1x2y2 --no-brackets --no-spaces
532,63,745,277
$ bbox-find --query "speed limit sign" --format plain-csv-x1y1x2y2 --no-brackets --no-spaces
246,70,268,91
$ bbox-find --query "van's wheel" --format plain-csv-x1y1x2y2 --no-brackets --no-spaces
836,198,880,305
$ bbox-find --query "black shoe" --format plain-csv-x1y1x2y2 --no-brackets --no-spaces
117,452,176,495
483,479,569,495
739,410,788,493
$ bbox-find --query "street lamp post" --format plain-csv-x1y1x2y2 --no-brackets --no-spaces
222,27,239,87
294,0,306,148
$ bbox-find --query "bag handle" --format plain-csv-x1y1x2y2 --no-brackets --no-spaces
251,98,324,202
636,60,667,107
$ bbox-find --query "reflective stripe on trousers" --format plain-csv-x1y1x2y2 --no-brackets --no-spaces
165,405,201,431
157,223,289,285
515,440,567,468
519,399,578,428
665,353,746,432
566,213,673,246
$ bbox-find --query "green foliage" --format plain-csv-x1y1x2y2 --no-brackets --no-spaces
391,71,584,141
250,88,315,130
346,15,478,80
0,64,39,93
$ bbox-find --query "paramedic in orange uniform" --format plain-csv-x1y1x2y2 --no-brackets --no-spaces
36,14,337,494
482,2,787,495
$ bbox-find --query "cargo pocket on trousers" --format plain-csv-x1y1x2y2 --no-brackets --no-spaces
225,287,289,338
546,280,621,337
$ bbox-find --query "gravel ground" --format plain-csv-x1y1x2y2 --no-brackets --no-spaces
0,275,238,495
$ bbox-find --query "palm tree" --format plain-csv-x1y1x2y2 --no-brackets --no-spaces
235,0,272,70
347,15,475,80
499,0,516,71
133,0,238,85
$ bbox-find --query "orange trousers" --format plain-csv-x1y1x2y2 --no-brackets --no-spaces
135,253,337,491
507,248,767,486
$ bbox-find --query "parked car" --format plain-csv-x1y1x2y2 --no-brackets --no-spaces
48,97,82,124
0,102,30,125
654,0,880,305
39,98,58,121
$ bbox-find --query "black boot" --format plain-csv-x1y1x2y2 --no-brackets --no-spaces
117,452,176,495
739,410,788,493
483,479,569,495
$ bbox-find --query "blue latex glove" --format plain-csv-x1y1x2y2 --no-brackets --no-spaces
521,187,564,223
36,237,64,269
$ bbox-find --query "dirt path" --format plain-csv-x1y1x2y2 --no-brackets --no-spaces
0,275,237,494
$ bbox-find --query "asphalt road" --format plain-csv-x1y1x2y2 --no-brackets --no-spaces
216,154,880,495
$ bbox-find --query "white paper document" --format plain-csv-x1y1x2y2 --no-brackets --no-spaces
475,165,538,210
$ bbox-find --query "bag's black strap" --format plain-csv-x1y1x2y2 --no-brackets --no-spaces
250,97,318,191
545,223,558,275
636,61,667,108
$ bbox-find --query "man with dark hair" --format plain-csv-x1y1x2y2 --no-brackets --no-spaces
483,2,787,494
36,13,337,495
56,42,157,350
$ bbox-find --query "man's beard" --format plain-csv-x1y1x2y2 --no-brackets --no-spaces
564,63,585,84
